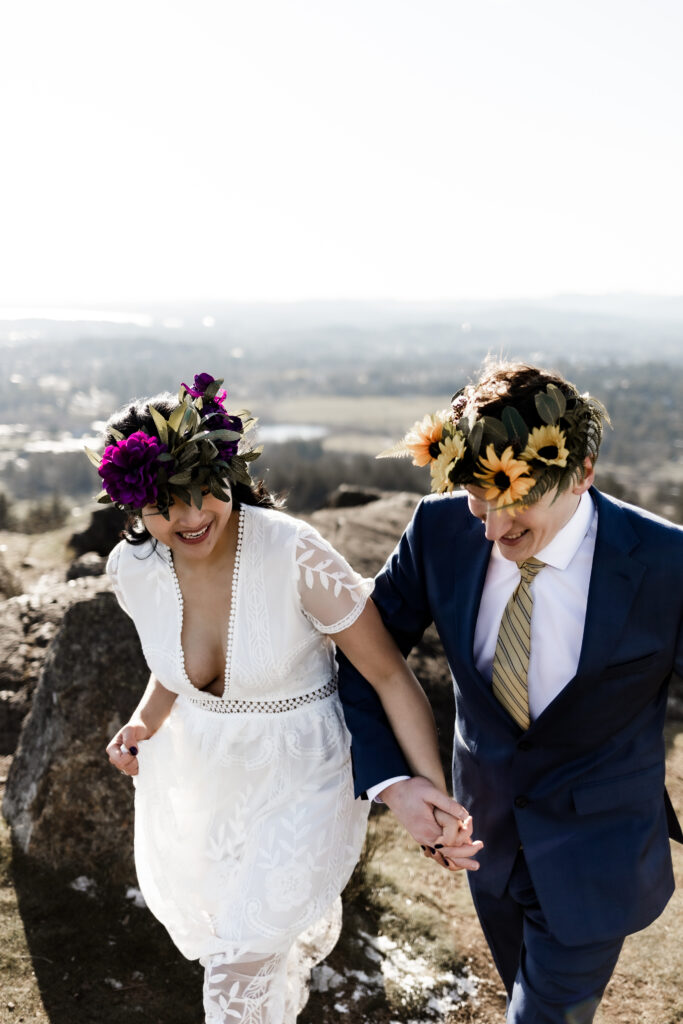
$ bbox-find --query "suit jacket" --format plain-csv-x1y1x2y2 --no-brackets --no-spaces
337,488,683,946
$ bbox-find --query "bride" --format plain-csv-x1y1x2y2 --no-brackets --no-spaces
94,373,481,1023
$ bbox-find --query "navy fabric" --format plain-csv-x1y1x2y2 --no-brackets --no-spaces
473,852,623,1023
337,488,682,986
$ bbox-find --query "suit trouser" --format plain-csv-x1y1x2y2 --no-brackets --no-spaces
470,851,624,1024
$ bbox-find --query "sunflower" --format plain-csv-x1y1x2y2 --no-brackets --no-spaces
522,424,569,467
404,411,449,467
474,444,535,508
429,432,466,493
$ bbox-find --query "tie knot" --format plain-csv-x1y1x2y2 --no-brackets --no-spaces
517,557,545,584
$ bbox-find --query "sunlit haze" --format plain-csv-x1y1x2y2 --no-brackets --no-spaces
1,0,681,307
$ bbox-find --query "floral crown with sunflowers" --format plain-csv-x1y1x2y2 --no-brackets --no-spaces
85,373,262,518
379,380,608,511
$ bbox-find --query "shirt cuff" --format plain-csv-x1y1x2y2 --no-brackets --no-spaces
366,775,411,804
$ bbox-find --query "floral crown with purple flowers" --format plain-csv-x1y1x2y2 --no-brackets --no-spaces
85,373,261,518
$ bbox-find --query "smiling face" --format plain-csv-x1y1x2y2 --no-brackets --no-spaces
465,461,595,562
141,488,234,562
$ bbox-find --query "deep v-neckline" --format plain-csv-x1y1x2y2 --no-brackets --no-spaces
168,506,245,701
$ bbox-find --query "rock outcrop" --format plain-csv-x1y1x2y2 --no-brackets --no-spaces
69,505,127,557
2,583,148,884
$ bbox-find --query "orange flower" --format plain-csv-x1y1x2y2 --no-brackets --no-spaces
474,444,535,508
404,411,449,467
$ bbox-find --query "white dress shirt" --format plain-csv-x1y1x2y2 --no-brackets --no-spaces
368,492,598,801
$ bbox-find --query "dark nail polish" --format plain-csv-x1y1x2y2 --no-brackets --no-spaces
434,844,444,849
420,845,426,851
129,746,138,756
428,846,436,854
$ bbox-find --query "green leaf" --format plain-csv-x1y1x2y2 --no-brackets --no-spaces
174,485,192,506
535,393,558,425
84,445,102,468
96,491,112,504
148,405,169,445
108,427,124,441
479,417,508,445
168,470,193,485
468,420,484,460
239,414,257,434
242,445,264,462
167,404,187,432
501,407,529,447
546,384,567,418
209,476,231,501
228,458,253,486
376,440,411,460
203,377,224,400
189,484,204,509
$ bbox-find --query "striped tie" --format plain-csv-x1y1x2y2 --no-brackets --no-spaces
492,557,545,731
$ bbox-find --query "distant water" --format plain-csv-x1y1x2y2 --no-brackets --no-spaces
258,424,328,443
5,425,327,455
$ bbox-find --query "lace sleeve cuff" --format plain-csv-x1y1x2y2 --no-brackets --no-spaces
295,524,375,634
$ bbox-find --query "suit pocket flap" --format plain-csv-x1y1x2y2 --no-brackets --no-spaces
572,763,664,816
600,651,660,680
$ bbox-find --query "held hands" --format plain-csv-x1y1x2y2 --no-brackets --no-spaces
380,777,483,872
106,722,150,777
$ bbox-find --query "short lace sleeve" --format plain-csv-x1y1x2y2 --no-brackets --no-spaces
295,524,374,634
106,543,131,617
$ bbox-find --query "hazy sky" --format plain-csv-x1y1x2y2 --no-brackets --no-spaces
1,0,681,306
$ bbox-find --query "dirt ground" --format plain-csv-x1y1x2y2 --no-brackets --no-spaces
1,723,682,1024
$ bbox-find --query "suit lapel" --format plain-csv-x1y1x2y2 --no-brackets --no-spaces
575,490,644,679
529,490,645,731
450,511,491,672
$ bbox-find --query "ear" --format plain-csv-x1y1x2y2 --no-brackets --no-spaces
572,457,595,495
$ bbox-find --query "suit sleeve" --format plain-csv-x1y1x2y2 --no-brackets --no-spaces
337,499,435,797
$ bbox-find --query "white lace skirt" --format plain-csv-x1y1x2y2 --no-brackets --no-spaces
133,692,369,970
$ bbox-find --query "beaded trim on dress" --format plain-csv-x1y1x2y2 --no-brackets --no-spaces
167,506,245,699
186,677,338,713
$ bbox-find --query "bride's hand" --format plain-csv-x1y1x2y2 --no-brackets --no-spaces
106,722,150,777
429,806,484,871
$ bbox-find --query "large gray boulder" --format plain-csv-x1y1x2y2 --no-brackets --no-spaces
2,584,148,884
0,576,110,754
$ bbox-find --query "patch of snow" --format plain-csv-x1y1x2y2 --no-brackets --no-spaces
69,876,96,896
125,886,147,908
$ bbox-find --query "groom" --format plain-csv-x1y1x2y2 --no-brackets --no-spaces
337,361,683,1023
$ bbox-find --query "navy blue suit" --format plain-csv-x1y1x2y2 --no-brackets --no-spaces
338,488,682,1017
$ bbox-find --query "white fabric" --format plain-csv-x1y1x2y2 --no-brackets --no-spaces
366,775,410,804
474,491,597,721
107,506,371,1023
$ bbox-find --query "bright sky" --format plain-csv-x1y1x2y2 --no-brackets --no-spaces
1,0,681,306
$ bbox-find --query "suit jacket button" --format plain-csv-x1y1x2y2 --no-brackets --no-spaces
517,740,532,751
514,795,529,808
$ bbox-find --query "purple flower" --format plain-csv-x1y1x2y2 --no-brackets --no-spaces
98,431,168,507
206,410,243,459
181,372,227,406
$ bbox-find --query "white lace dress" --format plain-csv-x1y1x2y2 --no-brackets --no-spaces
106,505,371,1024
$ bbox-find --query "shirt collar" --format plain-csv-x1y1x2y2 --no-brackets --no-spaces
535,490,595,570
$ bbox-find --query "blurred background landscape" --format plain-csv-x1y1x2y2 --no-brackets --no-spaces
2,294,682,531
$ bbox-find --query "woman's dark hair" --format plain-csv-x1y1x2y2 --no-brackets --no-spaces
104,392,282,546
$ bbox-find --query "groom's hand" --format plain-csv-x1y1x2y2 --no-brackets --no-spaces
380,777,482,870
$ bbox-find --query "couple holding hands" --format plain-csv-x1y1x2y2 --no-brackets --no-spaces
99,361,682,1024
